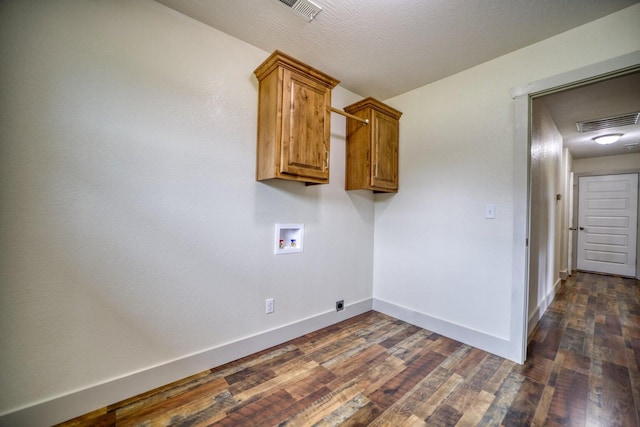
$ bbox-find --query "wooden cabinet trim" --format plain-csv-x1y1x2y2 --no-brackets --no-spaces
254,50,339,90
344,97,402,120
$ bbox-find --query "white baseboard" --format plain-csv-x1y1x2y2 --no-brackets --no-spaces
528,278,562,335
559,270,569,281
0,299,373,427
372,298,515,363
3,297,526,426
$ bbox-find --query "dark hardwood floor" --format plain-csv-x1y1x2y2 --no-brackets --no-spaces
58,272,639,426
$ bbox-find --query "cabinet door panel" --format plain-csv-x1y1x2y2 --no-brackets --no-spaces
281,70,329,180
371,111,398,189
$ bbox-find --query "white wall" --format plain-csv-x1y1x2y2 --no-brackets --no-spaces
373,4,640,361
0,0,373,422
573,152,640,174
561,148,574,278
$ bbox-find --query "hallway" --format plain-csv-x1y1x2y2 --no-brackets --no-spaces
521,271,639,425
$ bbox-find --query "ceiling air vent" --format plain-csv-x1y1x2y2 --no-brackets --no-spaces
277,0,323,21
576,111,640,133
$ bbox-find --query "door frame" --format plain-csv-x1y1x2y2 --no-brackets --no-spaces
510,51,640,363
572,171,640,278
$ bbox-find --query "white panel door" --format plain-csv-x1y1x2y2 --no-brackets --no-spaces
577,174,638,277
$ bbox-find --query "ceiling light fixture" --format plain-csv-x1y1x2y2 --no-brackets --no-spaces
592,133,623,145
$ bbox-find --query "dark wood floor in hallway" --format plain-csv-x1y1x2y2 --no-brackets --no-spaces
59,272,639,426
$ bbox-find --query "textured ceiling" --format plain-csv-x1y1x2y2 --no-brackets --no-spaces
154,0,640,158
155,0,637,100
540,71,640,159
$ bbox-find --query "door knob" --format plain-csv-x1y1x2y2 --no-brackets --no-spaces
569,227,577,231
579,226,586,231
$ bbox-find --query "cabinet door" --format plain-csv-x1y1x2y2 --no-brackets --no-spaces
281,69,330,181
371,111,398,190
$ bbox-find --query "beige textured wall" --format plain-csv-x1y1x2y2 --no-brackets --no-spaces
573,153,640,174
374,4,640,360
0,0,370,418
528,99,563,322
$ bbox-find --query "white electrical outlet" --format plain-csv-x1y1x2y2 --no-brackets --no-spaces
265,298,274,314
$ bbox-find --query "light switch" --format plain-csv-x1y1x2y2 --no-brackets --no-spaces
485,204,496,219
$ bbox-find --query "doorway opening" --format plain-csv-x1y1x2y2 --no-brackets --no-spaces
511,51,640,362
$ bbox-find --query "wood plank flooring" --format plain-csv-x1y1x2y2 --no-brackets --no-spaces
58,272,639,426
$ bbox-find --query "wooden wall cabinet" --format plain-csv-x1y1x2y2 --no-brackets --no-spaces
254,51,339,185
344,98,402,192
